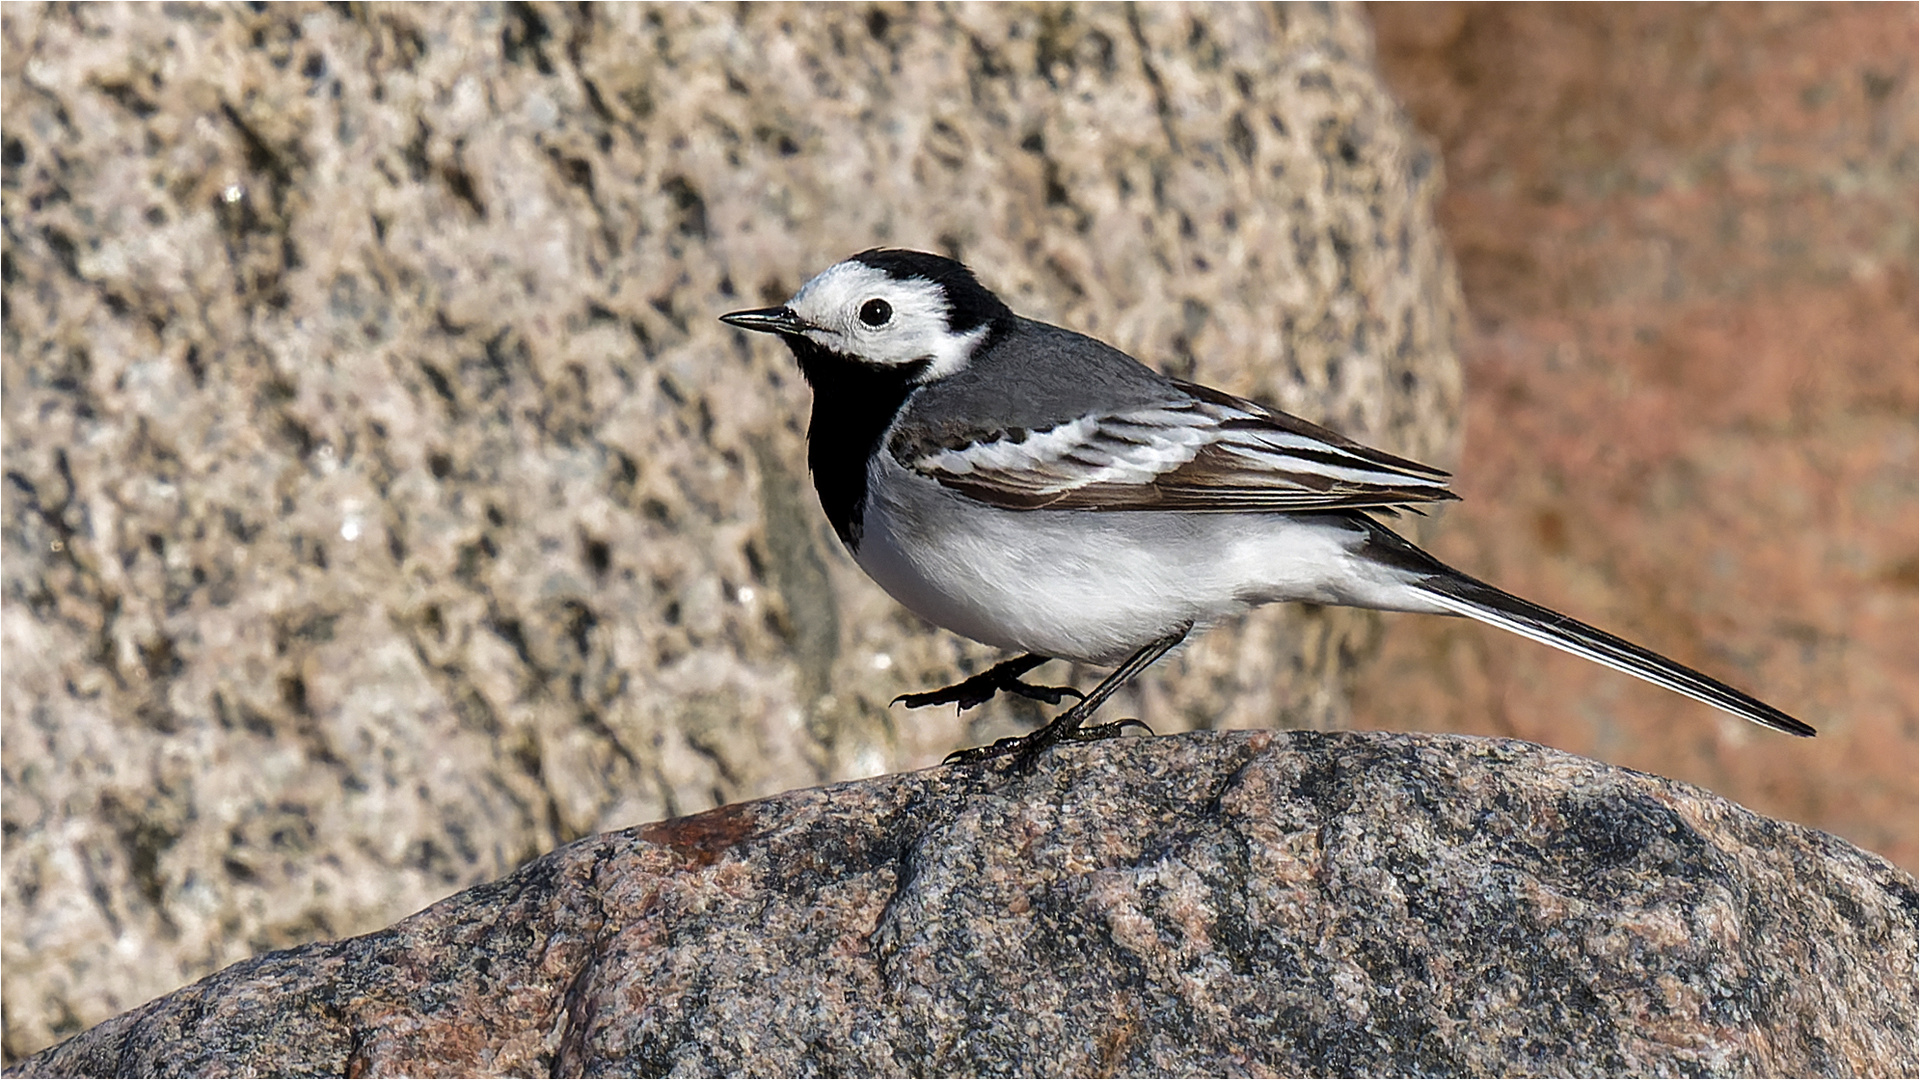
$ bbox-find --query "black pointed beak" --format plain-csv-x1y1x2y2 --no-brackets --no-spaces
719,306,810,336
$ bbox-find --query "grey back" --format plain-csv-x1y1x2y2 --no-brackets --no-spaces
895,318,1178,443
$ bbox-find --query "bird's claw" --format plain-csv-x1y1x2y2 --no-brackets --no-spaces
1004,680,1086,706
1062,717,1154,742
942,717,1153,767
893,657,1082,712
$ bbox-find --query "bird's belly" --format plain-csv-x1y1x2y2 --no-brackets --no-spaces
856,508,1198,664
852,463,1385,665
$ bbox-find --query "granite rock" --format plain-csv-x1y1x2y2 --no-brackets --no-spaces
11,731,1915,1078
1,2,1464,1059
1362,3,1918,870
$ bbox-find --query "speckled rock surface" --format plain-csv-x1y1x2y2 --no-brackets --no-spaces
1,2,1464,1060
1362,3,1917,872
10,731,1914,1078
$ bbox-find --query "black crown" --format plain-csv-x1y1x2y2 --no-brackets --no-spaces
852,248,1013,334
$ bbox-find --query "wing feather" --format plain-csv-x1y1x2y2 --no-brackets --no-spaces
893,381,1455,513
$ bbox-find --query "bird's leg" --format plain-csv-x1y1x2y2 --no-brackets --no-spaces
945,623,1192,767
892,653,1085,712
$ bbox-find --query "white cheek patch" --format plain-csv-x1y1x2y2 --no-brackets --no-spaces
918,324,987,381
787,261,987,379
801,327,842,352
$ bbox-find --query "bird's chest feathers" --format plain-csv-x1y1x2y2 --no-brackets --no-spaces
793,347,923,549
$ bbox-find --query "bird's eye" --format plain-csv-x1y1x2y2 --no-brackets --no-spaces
859,298,892,327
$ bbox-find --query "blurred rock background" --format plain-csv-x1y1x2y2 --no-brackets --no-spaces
6,1,1913,1067
1360,3,1916,873
2,2,1464,1061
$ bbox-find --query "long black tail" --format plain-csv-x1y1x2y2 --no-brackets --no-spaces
1412,570,1815,737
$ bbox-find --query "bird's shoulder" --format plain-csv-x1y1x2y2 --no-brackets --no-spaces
889,317,1176,457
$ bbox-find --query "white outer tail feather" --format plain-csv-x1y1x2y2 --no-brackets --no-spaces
1413,576,1815,737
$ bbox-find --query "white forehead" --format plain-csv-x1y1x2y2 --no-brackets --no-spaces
788,261,949,330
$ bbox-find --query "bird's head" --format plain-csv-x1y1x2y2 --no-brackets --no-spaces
721,249,1012,384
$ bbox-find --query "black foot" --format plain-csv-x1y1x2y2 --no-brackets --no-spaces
893,654,1084,712
937,624,1194,770
943,717,1154,767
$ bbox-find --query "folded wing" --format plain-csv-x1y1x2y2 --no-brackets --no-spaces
893,380,1457,513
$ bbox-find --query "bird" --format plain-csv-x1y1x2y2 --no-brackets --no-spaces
720,248,1814,763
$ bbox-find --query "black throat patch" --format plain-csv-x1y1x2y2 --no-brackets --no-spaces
784,338,926,549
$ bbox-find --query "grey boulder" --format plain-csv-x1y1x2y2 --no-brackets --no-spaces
11,730,1914,1077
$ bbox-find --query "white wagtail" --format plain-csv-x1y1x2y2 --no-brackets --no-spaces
721,249,1814,762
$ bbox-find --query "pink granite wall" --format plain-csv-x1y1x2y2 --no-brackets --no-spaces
1364,2,1917,870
